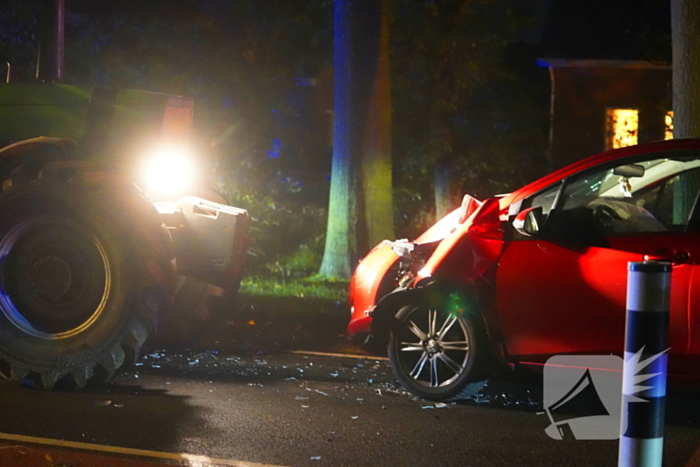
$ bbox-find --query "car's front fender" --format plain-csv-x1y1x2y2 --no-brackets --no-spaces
369,280,488,346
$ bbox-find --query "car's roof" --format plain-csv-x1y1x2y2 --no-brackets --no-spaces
501,138,700,209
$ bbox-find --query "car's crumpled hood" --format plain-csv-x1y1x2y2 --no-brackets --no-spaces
416,196,506,284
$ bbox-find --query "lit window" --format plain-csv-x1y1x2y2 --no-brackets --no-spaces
606,109,638,149
665,111,674,140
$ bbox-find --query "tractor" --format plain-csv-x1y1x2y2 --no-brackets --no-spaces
0,0,249,389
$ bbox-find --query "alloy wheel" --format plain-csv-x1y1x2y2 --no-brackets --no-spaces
395,306,470,388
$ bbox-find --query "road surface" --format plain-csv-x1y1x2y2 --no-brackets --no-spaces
1,342,700,466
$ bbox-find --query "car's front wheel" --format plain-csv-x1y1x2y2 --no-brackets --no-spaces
388,293,488,401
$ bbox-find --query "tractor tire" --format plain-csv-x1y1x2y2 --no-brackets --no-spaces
0,160,176,389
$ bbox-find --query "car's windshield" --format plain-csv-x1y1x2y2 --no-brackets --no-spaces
563,158,700,209
558,156,700,233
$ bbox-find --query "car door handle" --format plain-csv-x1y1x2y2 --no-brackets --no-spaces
643,249,690,264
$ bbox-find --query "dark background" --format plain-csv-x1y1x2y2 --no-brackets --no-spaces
0,0,673,276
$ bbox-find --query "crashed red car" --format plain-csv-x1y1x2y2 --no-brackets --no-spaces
349,139,700,401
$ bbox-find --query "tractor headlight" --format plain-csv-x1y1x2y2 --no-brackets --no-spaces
143,145,193,194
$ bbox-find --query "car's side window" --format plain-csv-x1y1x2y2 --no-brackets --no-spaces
554,157,700,235
643,168,700,229
520,183,560,217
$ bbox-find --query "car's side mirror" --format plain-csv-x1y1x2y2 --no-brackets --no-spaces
513,206,543,237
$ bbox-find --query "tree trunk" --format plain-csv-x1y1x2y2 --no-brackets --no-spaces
319,0,357,279
320,0,395,278
431,116,458,219
434,156,458,219
361,0,395,249
672,0,700,138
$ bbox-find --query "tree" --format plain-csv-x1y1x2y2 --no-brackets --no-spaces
392,0,548,226
318,0,357,279
361,0,395,249
319,0,394,278
671,0,700,138
0,0,41,80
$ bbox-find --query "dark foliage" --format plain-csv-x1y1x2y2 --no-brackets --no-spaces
540,0,671,61
391,0,550,237
0,0,569,270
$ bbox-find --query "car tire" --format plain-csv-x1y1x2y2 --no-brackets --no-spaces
0,161,175,389
388,291,488,401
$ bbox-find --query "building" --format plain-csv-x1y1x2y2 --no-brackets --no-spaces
536,0,672,169
537,58,671,169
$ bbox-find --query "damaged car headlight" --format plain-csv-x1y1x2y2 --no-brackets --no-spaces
384,239,440,288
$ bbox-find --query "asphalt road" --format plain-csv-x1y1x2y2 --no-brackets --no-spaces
2,340,700,467
1,303,700,467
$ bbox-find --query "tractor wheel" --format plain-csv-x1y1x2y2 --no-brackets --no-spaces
0,161,175,389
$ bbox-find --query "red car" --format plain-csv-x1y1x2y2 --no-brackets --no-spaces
349,139,700,401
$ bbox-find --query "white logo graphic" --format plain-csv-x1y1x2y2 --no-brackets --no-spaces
542,355,624,440
542,351,669,440
623,346,669,400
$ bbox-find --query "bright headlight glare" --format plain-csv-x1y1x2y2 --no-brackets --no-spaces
144,146,193,193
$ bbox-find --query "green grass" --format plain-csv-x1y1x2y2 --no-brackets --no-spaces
240,277,349,302
238,277,350,325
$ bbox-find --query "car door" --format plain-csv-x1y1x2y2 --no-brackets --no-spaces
496,153,700,367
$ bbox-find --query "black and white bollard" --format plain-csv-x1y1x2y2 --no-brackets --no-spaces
618,261,671,467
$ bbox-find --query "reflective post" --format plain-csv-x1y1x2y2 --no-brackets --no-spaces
618,261,671,467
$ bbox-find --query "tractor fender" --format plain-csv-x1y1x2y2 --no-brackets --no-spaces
0,137,79,162
40,159,177,283
0,138,80,189
3,155,175,273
